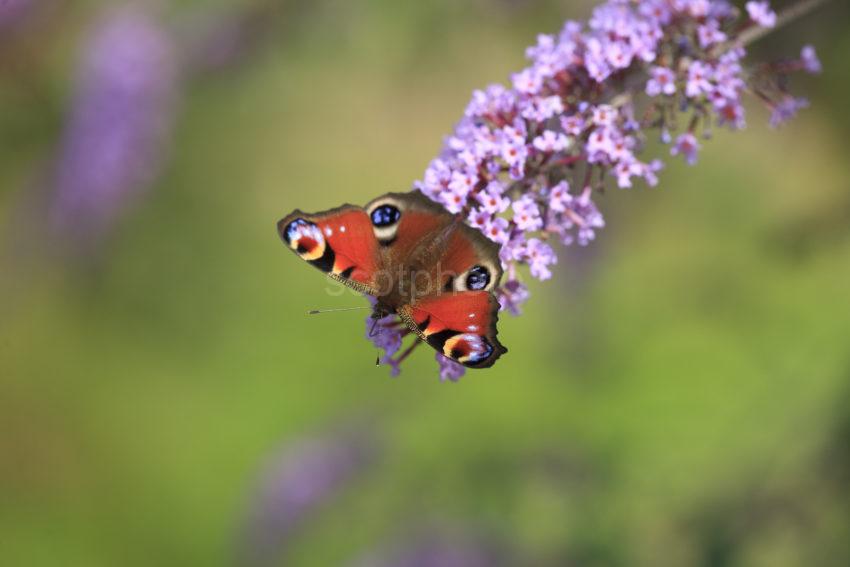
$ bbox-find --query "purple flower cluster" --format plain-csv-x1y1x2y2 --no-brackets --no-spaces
370,0,820,381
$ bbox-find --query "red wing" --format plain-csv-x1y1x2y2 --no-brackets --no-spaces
422,223,503,296
364,191,451,261
277,205,380,292
399,291,506,368
444,225,501,275
394,210,447,258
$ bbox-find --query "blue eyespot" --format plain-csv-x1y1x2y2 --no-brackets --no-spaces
468,339,494,363
444,333,494,364
371,205,401,227
465,265,491,291
284,218,312,245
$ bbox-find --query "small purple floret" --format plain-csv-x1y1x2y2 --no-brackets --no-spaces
437,353,466,382
671,133,701,165
746,1,777,28
800,45,821,74
769,96,809,129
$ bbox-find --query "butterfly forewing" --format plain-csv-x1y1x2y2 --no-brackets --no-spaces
277,205,381,294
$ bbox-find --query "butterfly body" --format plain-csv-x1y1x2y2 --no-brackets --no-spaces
277,191,507,368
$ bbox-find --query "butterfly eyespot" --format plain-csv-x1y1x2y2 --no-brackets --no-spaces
368,202,403,242
443,333,494,365
454,262,498,292
370,205,401,227
465,265,491,291
282,218,326,261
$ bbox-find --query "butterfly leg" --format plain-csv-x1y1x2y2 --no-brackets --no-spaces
368,315,381,338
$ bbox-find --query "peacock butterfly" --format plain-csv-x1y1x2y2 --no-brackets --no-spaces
277,190,507,368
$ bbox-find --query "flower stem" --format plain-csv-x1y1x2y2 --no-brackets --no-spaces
738,0,832,48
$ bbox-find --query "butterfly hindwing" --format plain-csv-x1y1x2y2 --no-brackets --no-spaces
399,291,506,368
277,205,380,294
439,223,503,294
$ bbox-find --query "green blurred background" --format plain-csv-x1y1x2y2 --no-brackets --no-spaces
2,1,849,566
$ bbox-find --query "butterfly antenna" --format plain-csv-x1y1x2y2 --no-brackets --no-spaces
307,306,371,315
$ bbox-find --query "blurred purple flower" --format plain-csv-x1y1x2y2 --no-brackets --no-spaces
769,96,809,128
800,45,821,74
48,7,178,252
242,427,380,565
0,0,37,31
671,133,701,165
746,1,777,28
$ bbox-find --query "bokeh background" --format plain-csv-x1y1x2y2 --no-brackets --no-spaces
2,1,849,566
